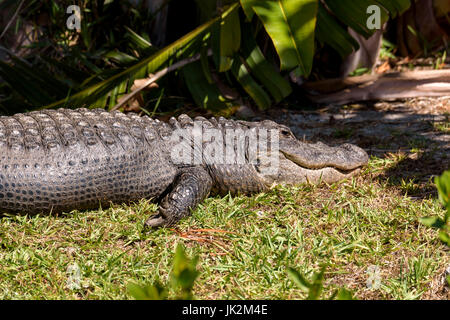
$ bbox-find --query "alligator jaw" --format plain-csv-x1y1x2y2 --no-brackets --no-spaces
280,141,368,184
274,155,363,185
259,140,369,186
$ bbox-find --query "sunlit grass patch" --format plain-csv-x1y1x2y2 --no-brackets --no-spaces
0,157,449,300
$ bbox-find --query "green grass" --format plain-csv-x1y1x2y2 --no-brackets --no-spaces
0,157,448,300
432,115,450,134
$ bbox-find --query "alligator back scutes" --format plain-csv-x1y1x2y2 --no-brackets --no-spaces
0,108,177,214
0,108,163,154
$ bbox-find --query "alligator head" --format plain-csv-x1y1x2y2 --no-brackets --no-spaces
255,121,369,186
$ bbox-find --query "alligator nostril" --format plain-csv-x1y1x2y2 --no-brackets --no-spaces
341,143,369,165
341,143,356,151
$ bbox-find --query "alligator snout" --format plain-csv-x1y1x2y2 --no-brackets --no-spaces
267,139,369,185
281,141,369,171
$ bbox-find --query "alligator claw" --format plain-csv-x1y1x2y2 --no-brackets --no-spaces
145,214,168,228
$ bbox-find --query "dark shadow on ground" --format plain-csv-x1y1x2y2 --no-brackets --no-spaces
375,152,447,198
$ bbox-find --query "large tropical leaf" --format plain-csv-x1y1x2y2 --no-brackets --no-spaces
240,24,292,103
231,56,272,110
182,61,232,112
317,0,409,57
0,0,413,113
376,0,411,17
315,3,360,58
240,0,258,21
324,0,389,39
211,2,241,72
218,3,241,72
251,0,318,74
43,4,240,109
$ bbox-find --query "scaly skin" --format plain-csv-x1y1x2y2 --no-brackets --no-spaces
0,108,368,227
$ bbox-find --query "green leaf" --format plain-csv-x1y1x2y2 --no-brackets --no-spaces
80,19,92,49
435,171,450,208
218,2,241,72
0,60,53,105
92,92,109,109
241,24,292,102
287,267,311,292
240,0,258,21
336,288,355,300
307,267,325,300
231,57,271,110
127,283,151,300
324,0,389,39
124,26,152,49
9,56,70,97
200,45,214,84
105,50,138,65
107,85,119,110
420,216,445,229
252,0,318,74
171,244,199,292
315,3,360,57
376,0,411,17
41,56,88,85
438,231,450,246
44,4,238,109
194,0,218,22
182,61,232,111
127,281,168,300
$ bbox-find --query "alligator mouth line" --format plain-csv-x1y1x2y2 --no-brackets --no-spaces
280,150,364,173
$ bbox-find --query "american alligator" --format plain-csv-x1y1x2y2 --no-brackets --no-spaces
0,108,368,227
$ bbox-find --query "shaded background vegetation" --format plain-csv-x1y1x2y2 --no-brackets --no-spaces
0,0,447,116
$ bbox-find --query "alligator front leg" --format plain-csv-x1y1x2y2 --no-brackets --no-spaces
145,167,213,228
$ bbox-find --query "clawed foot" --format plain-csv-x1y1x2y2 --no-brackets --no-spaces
145,167,213,228
145,213,169,228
